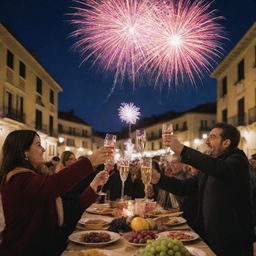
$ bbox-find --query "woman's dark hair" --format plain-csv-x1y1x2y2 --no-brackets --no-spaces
211,122,240,149
0,130,39,187
60,151,75,167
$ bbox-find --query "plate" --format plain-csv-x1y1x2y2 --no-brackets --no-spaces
62,249,123,256
68,230,121,247
157,231,199,242
77,216,113,230
86,207,114,215
79,216,113,225
186,247,207,256
163,217,187,226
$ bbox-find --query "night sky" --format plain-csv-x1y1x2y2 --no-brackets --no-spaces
0,0,255,132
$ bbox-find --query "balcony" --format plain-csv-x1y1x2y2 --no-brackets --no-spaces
199,126,211,131
228,113,247,127
59,130,90,138
2,107,25,123
248,107,256,124
35,123,48,134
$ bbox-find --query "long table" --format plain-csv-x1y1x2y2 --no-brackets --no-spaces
64,205,216,256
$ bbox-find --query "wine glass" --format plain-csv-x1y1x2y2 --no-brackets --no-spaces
117,157,130,201
140,157,152,201
136,129,146,157
98,133,117,201
162,123,173,155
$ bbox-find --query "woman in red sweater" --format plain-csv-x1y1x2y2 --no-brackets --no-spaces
0,130,112,256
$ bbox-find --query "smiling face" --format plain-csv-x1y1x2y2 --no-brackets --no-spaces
25,135,45,169
205,128,230,158
64,154,76,167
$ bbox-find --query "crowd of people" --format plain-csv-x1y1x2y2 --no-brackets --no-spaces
0,122,255,255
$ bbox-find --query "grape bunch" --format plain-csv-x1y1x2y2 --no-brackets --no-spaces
108,217,131,233
125,230,157,244
136,237,191,256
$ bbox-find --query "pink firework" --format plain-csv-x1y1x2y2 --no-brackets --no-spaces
70,0,154,84
141,0,226,86
118,103,141,125
70,0,225,87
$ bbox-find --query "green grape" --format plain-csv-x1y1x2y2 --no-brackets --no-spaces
175,252,181,256
156,245,162,252
160,245,168,252
150,247,156,254
168,249,174,256
173,245,179,252
159,252,166,256
167,242,174,248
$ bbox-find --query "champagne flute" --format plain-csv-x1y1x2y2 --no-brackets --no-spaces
136,129,146,157
98,133,117,201
162,123,173,155
117,157,130,201
140,157,152,201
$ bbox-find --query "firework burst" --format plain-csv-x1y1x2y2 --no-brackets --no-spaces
118,102,140,125
70,0,226,88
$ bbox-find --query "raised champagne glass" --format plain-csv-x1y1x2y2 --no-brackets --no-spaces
140,157,152,201
136,129,146,157
117,157,130,201
162,123,173,155
98,133,117,202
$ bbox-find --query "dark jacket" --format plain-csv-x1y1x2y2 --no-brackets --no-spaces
158,146,255,256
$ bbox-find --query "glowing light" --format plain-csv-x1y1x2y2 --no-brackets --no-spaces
70,0,225,88
58,137,64,143
202,133,208,139
118,102,140,125
78,147,84,152
194,138,201,145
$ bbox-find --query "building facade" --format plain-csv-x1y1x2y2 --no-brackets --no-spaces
212,22,256,156
0,23,62,160
58,111,93,157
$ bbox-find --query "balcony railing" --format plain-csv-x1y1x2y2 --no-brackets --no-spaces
59,130,90,138
199,126,211,131
248,107,256,124
228,113,247,127
3,107,25,123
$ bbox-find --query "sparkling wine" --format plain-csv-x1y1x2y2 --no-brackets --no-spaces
136,137,146,152
119,166,129,182
141,167,152,185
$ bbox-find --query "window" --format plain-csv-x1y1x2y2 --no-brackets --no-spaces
222,77,227,96
69,127,76,135
7,50,14,69
58,124,63,133
50,89,54,104
49,115,54,136
16,95,24,115
36,77,42,94
82,129,88,137
175,123,179,131
67,138,75,146
19,61,26,79
237,98,245,126
151,142,154,150
82,141,87,148
49,145,55,156
5,91,12,114
159,141,162,149
222,109,227,123
35,109,43,130
183,121,187,129
237,59,245,82
200,120,207,129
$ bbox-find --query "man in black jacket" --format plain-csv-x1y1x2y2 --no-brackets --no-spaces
152,122,255,256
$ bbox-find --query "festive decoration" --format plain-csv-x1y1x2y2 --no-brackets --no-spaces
118,102,140,125
70,0,225,87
